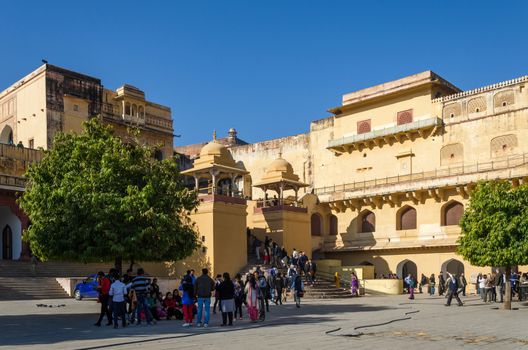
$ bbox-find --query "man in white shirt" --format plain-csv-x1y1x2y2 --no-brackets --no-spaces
109,274,128,328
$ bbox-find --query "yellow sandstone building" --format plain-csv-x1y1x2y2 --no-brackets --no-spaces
176,70,528,291
1,64,527,294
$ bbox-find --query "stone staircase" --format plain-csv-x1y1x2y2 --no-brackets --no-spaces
0,277,69,300
0,260,114,301
0,260,113,278
239,255,353,299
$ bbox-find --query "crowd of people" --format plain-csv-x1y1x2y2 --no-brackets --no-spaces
93,256,310,329
476,270,528,303
400,269,528,305
250,235,317,283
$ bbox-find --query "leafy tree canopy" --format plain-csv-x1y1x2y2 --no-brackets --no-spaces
18,119,199,264
458,180,528,268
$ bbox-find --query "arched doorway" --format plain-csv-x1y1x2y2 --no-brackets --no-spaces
0,125,13,145
310,213,322,236
0,206,22,260
396,259,417,279
441,258,464,277
2,225,12,260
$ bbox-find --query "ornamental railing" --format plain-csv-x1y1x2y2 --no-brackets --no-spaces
314,152,528,196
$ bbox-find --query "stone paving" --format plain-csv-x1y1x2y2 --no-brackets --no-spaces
1,293,527,350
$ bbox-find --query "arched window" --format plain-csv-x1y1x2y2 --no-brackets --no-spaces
358,210,375,233
328,214,338,235
132,104,138,116
153,149,163,161
138,106,145,118
441,201,463,226
125,102,131,115
311,213,322,236
0,125,14,145
397,205,417,230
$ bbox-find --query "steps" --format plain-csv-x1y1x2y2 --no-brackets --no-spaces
239,258,353,299
0,260,113,278
0,277,69,300
0,260,113,301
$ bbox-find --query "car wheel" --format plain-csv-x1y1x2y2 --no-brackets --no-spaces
74,289,82,301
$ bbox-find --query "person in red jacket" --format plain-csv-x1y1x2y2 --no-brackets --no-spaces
163,292,180,320
94,271,113,326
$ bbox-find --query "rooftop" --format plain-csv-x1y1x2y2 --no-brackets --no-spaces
328,70,461,115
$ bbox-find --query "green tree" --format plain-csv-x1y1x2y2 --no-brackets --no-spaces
18,118,199,272
458,180,528,310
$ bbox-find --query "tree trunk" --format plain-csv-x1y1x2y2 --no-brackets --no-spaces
128,257,135,274
114,256,123,275
504,265,511,310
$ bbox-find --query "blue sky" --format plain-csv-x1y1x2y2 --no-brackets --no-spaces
1,1,527,145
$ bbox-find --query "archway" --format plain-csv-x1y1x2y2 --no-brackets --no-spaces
311,213,322,236
396,259,417,279
0,125,13,145
0,207,21,260
441,258,465,277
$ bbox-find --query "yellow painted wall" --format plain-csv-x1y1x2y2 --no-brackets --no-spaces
0,71,47,149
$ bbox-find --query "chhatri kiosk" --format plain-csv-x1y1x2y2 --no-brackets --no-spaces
181,133,248,276
251,155,311,255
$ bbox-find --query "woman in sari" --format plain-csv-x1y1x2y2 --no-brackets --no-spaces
351,272,359,296
244,275,259,322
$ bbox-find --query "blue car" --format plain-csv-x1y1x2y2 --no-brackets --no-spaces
74,274,99,300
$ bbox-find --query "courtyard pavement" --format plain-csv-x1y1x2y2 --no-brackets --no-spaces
1,293,527,350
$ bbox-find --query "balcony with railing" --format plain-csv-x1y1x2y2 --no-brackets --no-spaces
315,152,528,201
145,113,173,131
327,117,442,154
254,198,307,213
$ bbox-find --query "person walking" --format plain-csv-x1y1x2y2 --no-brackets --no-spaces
109,273,127,328
479,274,488,301
351,272,359,296
405,274,416,300
274,272,285,305
258,272,270,314
217,272,235,326
245,275,259,322
495,269,504,303
438,272,445,296
293,274,304,308
194,268,215,327
429,273,436,296
179,271,195,327
476,273,482,296
420,274,427,294
94,271,113,327
459,273,467,297
131,268,154,326
445,272,463,306
212,274,222,314
234,274,245,320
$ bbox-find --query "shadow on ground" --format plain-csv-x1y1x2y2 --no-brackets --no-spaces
0,302,395,348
